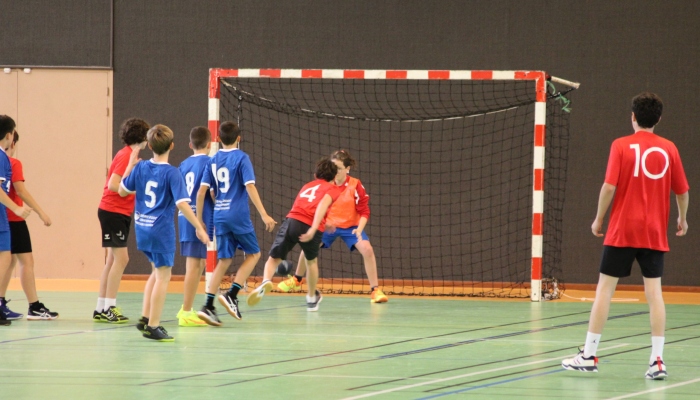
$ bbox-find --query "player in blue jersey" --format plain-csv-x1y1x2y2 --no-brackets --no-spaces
196,121,276,326
119,124,210,341
176,126,214,327
0,116,32,327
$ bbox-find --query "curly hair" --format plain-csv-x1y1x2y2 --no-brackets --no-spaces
632,92,663,129
314,157,338,182
147,125,174,155
331,149,357,168
119,118,150,145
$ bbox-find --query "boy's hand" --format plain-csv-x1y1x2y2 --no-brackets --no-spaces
299,228,316,243
195,227,210,246
261,214,277,232
13,205,32,219
591,218,604,237
677,217,688,236
351,228,363,241
39,212,52,226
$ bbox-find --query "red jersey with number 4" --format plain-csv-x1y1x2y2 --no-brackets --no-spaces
604,131,689,251
287,179,343,232
98,146,136,216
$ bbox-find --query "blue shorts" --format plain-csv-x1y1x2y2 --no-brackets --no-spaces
181,241,207,259
322,227,369,251
0,231,10,252
217,231,260,259
143,251,175,268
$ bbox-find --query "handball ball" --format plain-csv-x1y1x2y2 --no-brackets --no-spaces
277,260,292,276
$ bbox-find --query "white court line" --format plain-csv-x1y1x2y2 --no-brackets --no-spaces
605,377,700,400
340,344,630,400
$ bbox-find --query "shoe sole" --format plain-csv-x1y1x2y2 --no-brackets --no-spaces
104,319,129,324
218,295,242,320
27,315,59,321
196,311,222,327
645,372,668,380
371,297,388,303
307,295,323,312
247,281,273,307
562,363,598,372
5,316,24,320
0,321,11,326
143,336,175,342
179,319,208,327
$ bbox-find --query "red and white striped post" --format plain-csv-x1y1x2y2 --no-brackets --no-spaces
207,68,556,300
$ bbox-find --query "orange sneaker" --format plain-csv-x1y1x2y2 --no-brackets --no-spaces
278,276,303,293
370,288,388,303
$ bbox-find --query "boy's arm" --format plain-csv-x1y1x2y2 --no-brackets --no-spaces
246,183,277,232
0,188,30,219
676,191,689,236
195,184,208,227
299,193,333,242
592,183,616,237
108,143,144,192
13,181,50,226
177,201,210,245
352,216,368,241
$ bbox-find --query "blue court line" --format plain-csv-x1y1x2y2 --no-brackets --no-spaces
414,369,563,399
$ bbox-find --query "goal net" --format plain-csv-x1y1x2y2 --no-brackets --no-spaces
208,69,573,300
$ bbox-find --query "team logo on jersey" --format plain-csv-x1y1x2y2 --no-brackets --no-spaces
134,212,140,221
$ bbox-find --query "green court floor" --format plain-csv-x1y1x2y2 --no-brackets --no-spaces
1,291,699,399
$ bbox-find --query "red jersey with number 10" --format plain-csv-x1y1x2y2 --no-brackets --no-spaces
287,179,343,232
603,131,689,251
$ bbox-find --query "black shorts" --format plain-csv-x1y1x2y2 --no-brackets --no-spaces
600,246,665,278
9,220,32,254
97,208,131,248
269,218,323,261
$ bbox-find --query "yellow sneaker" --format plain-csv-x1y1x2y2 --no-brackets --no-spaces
178,310,207,327
176,306,184,319
277,276,302,293
371,288,388,303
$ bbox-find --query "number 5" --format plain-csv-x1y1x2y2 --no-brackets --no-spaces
145,181,158,208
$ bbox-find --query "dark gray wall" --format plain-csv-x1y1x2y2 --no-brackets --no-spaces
7,0,700,285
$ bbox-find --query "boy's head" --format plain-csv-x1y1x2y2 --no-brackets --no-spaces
119,118,150,145
219,121,241,146
331,149,356,169
0,115,16,142
632,92,663,129
147,124,174,155
314,157,338,182
190,126,211,150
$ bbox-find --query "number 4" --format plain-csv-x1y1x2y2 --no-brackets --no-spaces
299,184,321,202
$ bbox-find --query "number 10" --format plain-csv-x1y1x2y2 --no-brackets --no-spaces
629,144,669,180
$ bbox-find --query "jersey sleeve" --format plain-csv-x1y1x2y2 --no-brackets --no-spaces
111,149,131,177
240,154,256,185
170,170,191,205
603,141,621,186
120,162,138,193
670,145,690,195
354,180,370,219
201,158,214,188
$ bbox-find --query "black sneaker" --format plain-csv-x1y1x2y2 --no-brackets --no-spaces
307,290,323,312
196,305,222,326
27,303,59,320
136,316,149,333
100,306,129,324
218,293,242,320
0,313,10,326
93,310,105,322
143,325,174,342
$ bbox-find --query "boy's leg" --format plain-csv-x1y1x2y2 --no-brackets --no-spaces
354,240,387,303
305,257,323,311
233,252,260,288
246,256,280,307
105,247,129,301
0,251,13,324
277,251,308,293
16,253,38,303
96,247,114,313
644,276,667,379
141,267,156,322
183,257,205,312
196,258,232,326
0,256,23,320
147,266,172,327
220,252,261,319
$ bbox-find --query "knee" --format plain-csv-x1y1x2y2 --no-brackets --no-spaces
356,242,375,257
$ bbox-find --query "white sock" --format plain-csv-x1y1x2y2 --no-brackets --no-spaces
583,332,602,358
306,293,317,303
96,297,105,312
105,298,117,309
650,336,665,364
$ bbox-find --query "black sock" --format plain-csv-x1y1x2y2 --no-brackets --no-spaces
228,283,242,298
0,297,5,305
294,275,303,283
371,286,378,292
205,292,215,308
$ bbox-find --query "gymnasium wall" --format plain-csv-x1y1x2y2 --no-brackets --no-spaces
4,1,699,286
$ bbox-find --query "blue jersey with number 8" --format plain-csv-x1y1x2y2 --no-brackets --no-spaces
178,154,214,242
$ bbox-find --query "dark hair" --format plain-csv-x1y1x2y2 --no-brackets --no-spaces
314,157,338,182
12,131,19,145
190,126,211,150
119,118,150,145
219,121,241,146
0,115,16,138
147,124,174,155
330,149,356,168
632,92,663,129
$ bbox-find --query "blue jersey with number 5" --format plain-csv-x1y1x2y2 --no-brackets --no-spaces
201,148,256,235
121,160,190,253
178,154,214,242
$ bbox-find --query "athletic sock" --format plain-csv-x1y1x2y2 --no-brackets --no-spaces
306,293,317,303
228,283,242,299
29,301,40,310
650,336,665,364
96,297,105,312
104,298,116,310
583,332,601,358
370,286,378,292
294,275,303,283
205,293,215,308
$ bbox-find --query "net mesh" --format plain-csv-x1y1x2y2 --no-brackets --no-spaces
218,76,571,298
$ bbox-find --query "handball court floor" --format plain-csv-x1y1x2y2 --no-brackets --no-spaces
2,279,700,400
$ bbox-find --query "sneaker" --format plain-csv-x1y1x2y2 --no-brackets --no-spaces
0,314,10,326
27,303,59,320
218,293,242,320
307,290,323,312
136,316,149,333
562,349,598,372
247,280,273,307
100,306,129,324
179,310,207,327
277,276,302,293
196,305,222,327
143,325,174,342
370,288,388,304
645,357,668,380
0,299,24,320
93,310,105,322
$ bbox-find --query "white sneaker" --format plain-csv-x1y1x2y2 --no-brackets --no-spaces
645,357,667,380
562,349,598,372
246,280,273,307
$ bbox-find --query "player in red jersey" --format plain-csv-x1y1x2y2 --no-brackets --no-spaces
94,118,149,323
562,93,689,380
247,157,341,311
